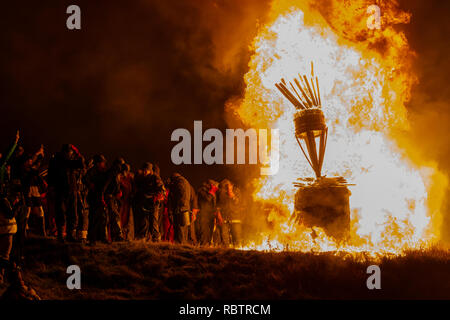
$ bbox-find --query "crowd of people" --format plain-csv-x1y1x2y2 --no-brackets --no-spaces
0,130,244,296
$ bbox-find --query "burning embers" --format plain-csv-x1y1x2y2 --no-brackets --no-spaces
275,64,350,241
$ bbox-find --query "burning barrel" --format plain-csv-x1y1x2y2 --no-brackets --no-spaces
294,177,351,241
275,64,351,240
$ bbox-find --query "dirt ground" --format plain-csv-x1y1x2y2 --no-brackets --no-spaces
1,236,449,300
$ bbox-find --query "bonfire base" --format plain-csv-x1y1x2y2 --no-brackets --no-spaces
294,177,351,241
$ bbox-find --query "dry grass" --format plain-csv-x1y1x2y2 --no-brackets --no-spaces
1,236,449,299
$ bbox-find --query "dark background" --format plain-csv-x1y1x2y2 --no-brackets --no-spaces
0,0,270,186
0,0,449,237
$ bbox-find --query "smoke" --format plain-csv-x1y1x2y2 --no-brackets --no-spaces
397,0,450,241
314,0,450,241
315,0,450,242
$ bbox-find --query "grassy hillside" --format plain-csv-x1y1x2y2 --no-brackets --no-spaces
1,236,449,299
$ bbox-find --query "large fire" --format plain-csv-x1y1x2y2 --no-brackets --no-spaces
231,0,447,254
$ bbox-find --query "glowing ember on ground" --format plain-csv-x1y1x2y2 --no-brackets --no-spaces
230,0,447,254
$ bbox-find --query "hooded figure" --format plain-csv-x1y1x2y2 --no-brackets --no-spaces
196,179,219,246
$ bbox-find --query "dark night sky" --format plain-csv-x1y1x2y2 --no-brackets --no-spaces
0,0,270,186
1,1,449,228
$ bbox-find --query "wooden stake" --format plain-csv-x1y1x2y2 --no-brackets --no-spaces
303,75,318,106
276,83,303,109
315,76,321,106
289,82,306,109
299,75,316,106
294,78,312,107
311,76,319,106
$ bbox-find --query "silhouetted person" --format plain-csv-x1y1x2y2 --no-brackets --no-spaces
217,179,242,247
119,163,134,240
0,177,21,285
134,163,164,241
188,184,199,245
75,161,89,243
22,146,46,237
47,144,84,242
160,177,173,242
167,173,192,244
84,155,108,244
103,158,126,242
197,180,219,246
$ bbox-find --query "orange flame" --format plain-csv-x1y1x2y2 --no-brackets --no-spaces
231,0,447,254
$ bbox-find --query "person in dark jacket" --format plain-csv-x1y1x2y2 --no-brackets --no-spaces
167,173,192,244
197,180,219,246
217,179,242,247
134,163,164,241
47,144,84,242
103,158,126,242
84,155,108,244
